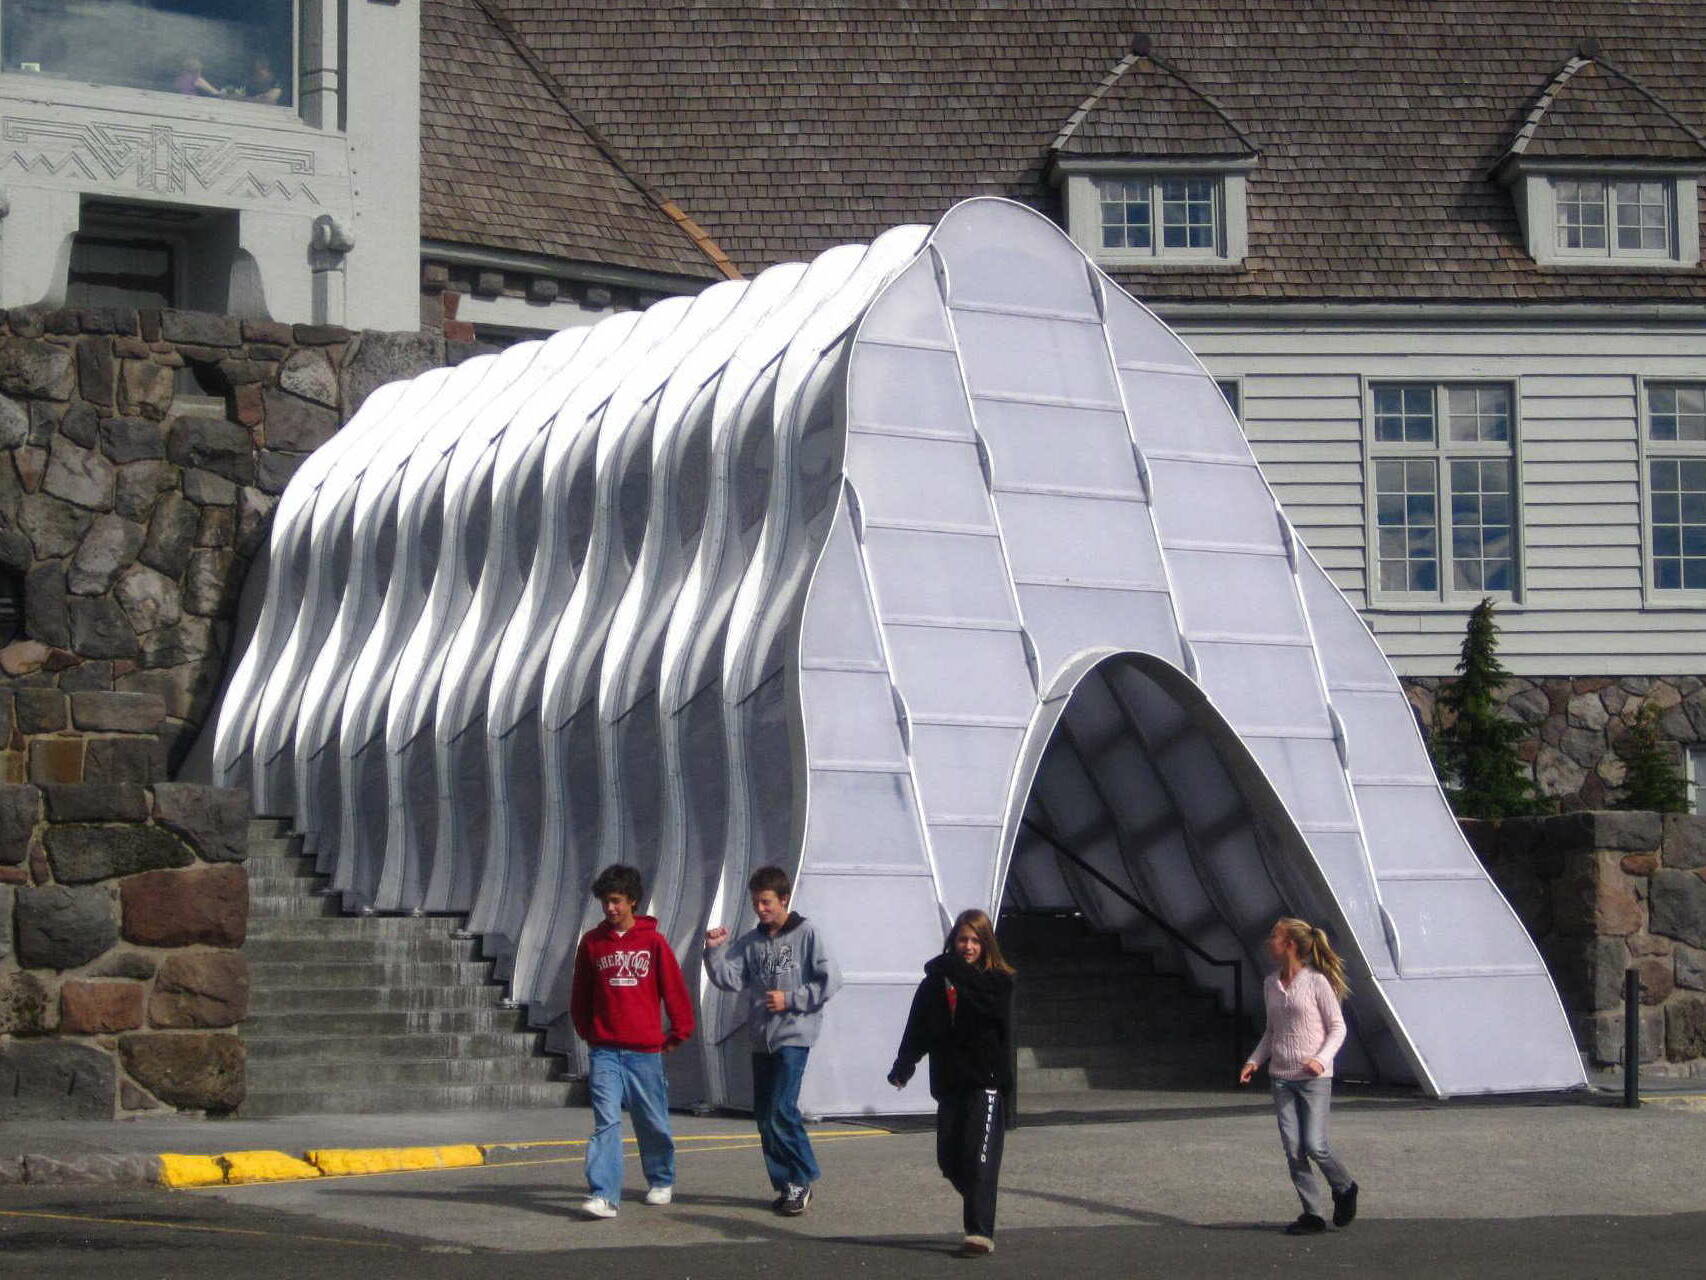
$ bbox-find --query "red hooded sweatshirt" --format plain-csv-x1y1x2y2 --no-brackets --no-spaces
569,915,695,1053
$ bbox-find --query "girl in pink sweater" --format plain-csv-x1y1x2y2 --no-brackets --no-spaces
1238,917,1359,1236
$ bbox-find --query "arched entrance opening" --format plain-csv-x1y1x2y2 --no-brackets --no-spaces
996,651,1402,1094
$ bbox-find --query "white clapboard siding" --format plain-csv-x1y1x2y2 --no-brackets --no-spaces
1176,320,1706,677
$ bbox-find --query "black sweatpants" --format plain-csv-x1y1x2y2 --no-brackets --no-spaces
936,1088,1005,1238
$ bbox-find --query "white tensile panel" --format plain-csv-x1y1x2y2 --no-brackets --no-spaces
205,198,1584,1114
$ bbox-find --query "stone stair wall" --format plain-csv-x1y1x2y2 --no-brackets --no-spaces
1467,810,1706,1078
998,912,1234,1094
241,820,573,1117
0,304,445,781
0,778,249,1118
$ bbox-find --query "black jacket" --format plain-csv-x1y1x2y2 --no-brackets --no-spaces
888,953,1015,1115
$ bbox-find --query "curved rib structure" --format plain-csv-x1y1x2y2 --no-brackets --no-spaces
209,197,1584,1114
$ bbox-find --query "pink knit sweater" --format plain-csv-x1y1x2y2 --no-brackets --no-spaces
1247,967,1346,1081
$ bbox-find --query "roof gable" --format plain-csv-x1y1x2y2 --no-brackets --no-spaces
1052,42,1257,160
1505,54,1706,164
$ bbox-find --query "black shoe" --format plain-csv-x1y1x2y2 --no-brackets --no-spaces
1332,1182,1358,1228
771,1191,787,1212
778,1183,812,1216
1284,1213,1327,1236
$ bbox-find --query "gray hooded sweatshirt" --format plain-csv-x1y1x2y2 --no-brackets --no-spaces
703,913,842,1052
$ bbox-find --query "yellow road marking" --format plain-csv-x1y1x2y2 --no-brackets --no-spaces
190,1129,894,1190
0,1206,405,1250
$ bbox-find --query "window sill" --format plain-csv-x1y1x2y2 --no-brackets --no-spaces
1536,257,1700,273
0,74,308,131
1364,599,1525,614
1091,256,1248,273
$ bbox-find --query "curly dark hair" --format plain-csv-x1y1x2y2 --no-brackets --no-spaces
591,863,643,903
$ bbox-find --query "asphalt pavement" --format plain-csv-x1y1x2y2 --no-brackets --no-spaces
4,1087,1705,1278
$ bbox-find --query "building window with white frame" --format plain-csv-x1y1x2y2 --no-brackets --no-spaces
1058,162,1251,269
1552,177,1674,258
1370,383,1518,599
1096,175,1221,255
1689,745,1706,815
1645,382,1706,592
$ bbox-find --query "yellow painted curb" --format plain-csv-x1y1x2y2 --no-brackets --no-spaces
306,1144,485,1177
157,1153,226,1189
222,1150,325,1185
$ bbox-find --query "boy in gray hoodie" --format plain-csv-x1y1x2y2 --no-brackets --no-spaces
704,865,841,1216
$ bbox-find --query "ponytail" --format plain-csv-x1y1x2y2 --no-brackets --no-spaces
1273,917,1350,1000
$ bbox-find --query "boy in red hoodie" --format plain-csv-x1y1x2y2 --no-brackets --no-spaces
569,863,695,1219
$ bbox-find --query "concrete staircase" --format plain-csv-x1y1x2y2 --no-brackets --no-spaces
241,819,574,1117
999,912,1236,1093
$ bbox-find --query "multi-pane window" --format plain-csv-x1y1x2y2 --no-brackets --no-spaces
1096,176,1221,257
1646,384,1706,592
1553,178,1674,258
1370,384,1518,599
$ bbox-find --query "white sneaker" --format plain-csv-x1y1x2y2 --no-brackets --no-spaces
644,1185,674,1206
580,1196,618,1219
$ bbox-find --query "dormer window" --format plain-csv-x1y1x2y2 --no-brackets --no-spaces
1553,177,1674,258
1097,176,1220,255
1057,161,1252,269
1049,38,1257,271
1494,54,1706,270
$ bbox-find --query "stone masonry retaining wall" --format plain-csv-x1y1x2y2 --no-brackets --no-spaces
0,305,442,776
1466,811,1706,1078
1406,676,1705,812
0,779,250,1118
0,306,444,1118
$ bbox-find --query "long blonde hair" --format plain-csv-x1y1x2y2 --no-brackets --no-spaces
1274,917,1349,1000
945,909,1015,976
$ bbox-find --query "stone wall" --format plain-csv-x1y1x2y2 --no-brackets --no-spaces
1467,811,1706,1078
0,305,444,1120
0,304,442,776
0,779,250,1118
1406,676,1705,811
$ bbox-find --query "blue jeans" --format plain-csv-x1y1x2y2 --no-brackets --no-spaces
752,1046,819,1191
586,1047,674,1203
1271,1076,1353,1219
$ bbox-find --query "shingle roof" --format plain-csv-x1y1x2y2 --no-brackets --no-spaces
422,2,1706,302
419,0,722,281
1053,48,1257,159
1510,57,1706,163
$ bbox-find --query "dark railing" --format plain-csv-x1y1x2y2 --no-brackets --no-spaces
1020,816,1249,1075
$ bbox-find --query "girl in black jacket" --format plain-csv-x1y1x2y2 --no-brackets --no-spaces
887,908,1016,1258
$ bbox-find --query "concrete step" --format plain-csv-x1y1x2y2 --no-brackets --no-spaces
247,876,335,898
244,1007,535,1038
246,838,305,859
244,1031,545,1062
247,983,515,1013
1016,1042,1223,1070
1017,1063,1225,1091
249,894,345,919
244,936,483,965
247,915,466,940
239,1081,577,1118
1016,1020,1225,1051
246,1055,565,1089
247,960,495,988
248,818,294,839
